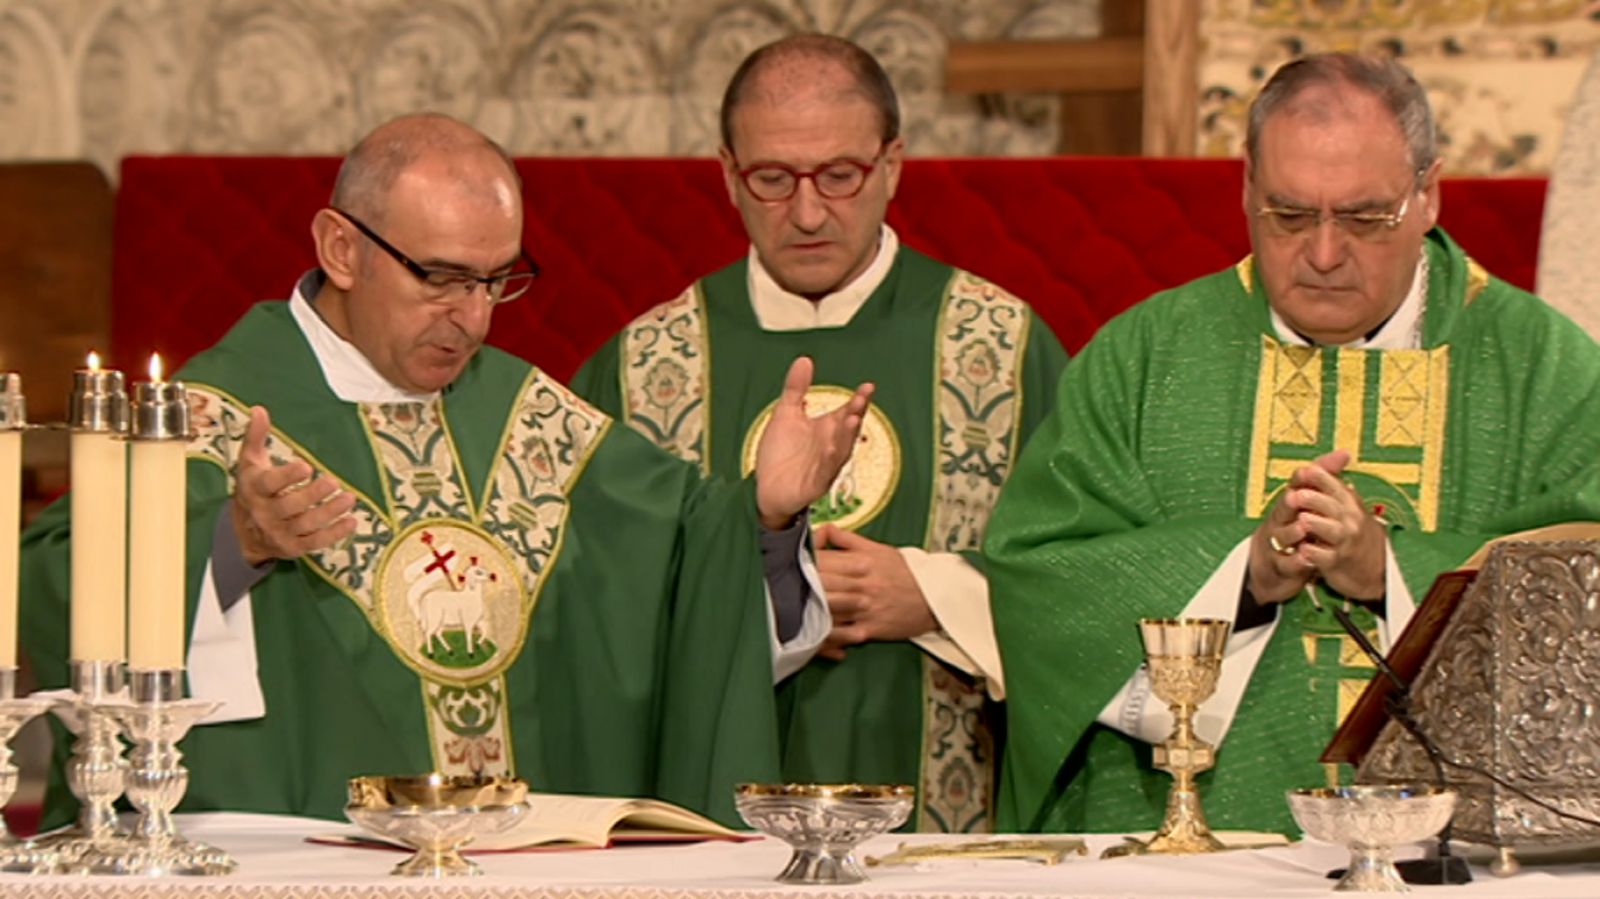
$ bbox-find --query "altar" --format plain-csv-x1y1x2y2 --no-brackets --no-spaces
6,815,1600,899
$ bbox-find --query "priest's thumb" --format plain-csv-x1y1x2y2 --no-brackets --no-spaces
241,405,274,467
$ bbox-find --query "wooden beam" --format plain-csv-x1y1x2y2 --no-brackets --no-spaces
945,37,1144,95
1142,0,1200,156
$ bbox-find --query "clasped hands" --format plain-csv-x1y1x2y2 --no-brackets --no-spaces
1249,449,1387,606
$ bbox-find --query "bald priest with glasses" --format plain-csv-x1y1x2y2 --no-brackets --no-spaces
20,112,875,826
985,51,1600,838
571,35,1066,833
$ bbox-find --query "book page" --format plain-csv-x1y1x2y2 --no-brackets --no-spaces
317,793,742,852
447,794,738,851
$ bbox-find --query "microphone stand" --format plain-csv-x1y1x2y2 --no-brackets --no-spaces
1331,606,1472,886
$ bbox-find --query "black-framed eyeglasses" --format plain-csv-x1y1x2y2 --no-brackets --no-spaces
331,208,541,304
1253,193,1413,242
733,145,887,202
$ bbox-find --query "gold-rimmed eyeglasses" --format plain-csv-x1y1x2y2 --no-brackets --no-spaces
332,208,541,304
1253,194,1412,242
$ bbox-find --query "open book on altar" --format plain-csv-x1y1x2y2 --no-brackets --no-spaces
316,792,751,852
1321,521,1600,766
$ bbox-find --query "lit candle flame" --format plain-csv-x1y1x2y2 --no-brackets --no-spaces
149,353,164,382
87,351,101,372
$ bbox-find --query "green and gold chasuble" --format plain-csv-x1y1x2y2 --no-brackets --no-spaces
573,246,1068,832
985,230,1600,836
21,302,783,826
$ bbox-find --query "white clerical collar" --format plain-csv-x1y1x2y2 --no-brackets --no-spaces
1271,253,1428,350
748,225,899,331
288,270,438,404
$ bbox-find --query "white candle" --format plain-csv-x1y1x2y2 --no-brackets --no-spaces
0,373,24,669
69,352,129,662
128,354,188,670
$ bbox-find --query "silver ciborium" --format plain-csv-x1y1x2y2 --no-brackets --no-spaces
345,774,529,877
735,783,913,885
1288,785,1456,893
1109,617,1232,857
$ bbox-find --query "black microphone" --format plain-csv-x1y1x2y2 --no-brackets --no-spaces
1330,605,1472,886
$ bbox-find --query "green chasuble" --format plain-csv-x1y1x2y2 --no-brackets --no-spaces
20,301,783,826
985,229,1600,836
572,245,1067,831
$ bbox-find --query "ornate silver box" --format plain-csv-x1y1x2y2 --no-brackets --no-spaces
1358,540,1600,851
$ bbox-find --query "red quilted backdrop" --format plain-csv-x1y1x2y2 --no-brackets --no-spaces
111,157,1547,382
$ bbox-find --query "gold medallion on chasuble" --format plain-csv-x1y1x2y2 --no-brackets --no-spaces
373,520,528,686
741,385,901,532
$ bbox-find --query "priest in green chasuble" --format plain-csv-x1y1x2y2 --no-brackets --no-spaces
572,35,1067,833
20,113,873,827
985,52,1600,837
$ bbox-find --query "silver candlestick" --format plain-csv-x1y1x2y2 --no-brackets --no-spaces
0,668,55,873
33,659,131,871
92,669,233,876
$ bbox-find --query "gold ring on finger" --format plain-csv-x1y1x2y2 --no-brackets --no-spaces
1269,535,1298,556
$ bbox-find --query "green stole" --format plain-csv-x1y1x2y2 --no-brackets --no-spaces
988,230,1600,836
576,246,1040,832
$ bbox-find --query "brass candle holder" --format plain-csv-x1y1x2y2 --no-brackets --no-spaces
1107,617,1233,857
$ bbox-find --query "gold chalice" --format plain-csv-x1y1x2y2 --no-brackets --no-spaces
1108,617,1232,857
345,774,528,877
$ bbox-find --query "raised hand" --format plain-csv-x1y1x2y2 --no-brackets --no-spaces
753,357,874,531
814,524,936,660
231,406,357,566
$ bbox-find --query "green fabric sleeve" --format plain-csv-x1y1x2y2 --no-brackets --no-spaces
984,305,1254,830
568,333,627,420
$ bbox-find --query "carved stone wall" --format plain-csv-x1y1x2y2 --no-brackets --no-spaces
0,0,1098,176
1199,0,1600,174
5,1,1598,175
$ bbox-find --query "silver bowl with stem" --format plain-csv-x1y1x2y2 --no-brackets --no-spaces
736,783,914,885
1287,784,1456,893
345,774,528,877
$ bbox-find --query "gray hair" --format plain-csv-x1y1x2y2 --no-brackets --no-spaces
719,33,901,153
1246,53,1437,188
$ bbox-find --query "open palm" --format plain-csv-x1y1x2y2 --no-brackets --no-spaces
753,357,875,530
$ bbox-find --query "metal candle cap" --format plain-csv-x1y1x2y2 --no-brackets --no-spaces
131,380,191,440
70,368,128,433
0,372,25,430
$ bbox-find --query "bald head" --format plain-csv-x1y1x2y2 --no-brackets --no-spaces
331,113,520,227
719,34,900,154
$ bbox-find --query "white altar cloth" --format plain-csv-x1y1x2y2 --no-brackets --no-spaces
5,813,1600,899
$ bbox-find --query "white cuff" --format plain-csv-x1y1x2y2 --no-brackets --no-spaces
188,559,266,724
769,532,830,683
902,549,1005,700
1377,539,1416,650
1096,539,1276,747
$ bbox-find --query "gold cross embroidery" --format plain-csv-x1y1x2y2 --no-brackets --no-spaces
1247,337,1448,532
